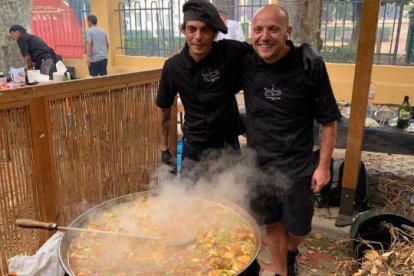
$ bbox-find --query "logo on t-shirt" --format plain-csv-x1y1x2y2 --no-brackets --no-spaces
264,84,283,100
202,68,220,83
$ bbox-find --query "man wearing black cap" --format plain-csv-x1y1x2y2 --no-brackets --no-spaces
9,25,60,79
156,0,249,176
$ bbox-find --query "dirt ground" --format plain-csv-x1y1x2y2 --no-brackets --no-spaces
259,232,354,276
258,148,414,275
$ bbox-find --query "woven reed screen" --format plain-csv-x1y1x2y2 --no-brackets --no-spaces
50,83,162,224
0,106,39,273
0,69,175,274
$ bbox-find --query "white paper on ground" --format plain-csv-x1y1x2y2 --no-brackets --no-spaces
7,232,65,276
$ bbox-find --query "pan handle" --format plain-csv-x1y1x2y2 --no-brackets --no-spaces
16,219,58,230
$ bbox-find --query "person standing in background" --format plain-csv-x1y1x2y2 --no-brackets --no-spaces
216,10,245,42
9,25,61,79
85,14,109,76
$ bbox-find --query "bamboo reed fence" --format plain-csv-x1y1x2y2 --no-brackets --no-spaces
0,69,177,274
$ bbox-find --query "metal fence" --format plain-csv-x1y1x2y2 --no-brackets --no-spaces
320,0,414,65
115,0,266,57
115,0,414,65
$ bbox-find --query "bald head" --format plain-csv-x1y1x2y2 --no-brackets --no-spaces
251,4,292,64
253,4,289,27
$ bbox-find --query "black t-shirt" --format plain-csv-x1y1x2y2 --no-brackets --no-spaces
156,40,251,148
241,41,341,177
17,33,55,67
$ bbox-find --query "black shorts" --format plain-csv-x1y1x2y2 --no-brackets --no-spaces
250,175,314,236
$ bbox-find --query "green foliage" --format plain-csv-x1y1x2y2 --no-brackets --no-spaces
123,30,184,57
324,26,353,42
387,0,414,6
320,46,356,63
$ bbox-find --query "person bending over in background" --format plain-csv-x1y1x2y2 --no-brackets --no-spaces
9,24,61,80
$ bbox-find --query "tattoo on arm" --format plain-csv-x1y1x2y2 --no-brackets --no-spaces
159,108,171,150
319,126,326,145
318,121,337,170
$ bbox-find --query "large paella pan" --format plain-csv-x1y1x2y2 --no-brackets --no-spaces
58,190,261,275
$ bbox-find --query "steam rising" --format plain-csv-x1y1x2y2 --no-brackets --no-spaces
154,146,292,223
66,146,295,274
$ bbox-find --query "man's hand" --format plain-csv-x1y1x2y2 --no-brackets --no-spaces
161,149,176,174
86,60,90,66
311,167,330,192
161,149,175,166
298,43,325,80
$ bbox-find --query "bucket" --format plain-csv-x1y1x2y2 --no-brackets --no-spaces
350,210,414,259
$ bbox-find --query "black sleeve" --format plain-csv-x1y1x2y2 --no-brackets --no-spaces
219,39,252,59
219,40,253,93
17,36,29,57
312,63,342,123
156,60,177,109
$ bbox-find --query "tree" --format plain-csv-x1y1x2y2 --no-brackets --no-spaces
214,0,235,20
0,0,33,73
278,0,324,51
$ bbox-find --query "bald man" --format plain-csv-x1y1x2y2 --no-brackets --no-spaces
241,5,341,276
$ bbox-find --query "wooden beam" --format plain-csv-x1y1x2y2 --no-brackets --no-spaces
28,98,60,243
0,69,162,104
336,0,381,227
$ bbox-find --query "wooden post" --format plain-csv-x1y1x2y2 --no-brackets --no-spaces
336,0,381,227
28,98,60,243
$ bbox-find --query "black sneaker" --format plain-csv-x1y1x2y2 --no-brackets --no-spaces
287,249,299,276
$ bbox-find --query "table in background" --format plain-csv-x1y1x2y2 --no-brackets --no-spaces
314,118,414,155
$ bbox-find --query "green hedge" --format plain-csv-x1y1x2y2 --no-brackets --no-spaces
123,31,184,56
323,26,393,44
320,46,356,63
